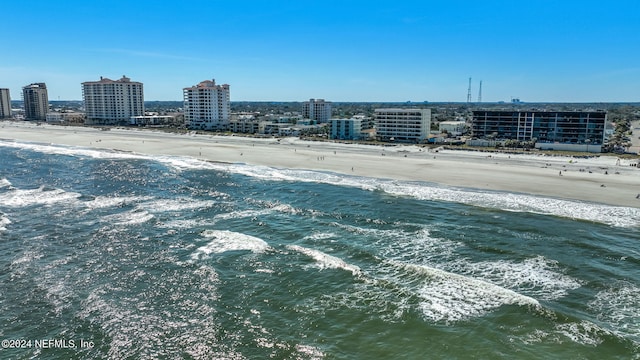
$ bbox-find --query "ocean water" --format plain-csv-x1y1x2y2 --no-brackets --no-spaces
0,140,639,359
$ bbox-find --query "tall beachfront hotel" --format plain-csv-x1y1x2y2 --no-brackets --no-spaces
302,99,332,123
22,83,49,121
82,76,144,125
183,79,230,130
374,108,431,142
0,88,11,119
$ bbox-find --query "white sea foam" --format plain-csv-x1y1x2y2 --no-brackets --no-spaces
191,230,270,259
254,268,275,274
0,178,12,188
156,219,217,229
4,140,637,226
453,256,582,301
154,156,226,172
246,198,324,217
344,226,580,302
270,203,303,215
360,178,640,227
0,139,224,172
375,227,463,263
0,214,10,231
303,232,337,241
0,186,81,207
333,224,463,265
589,282,640,343
140,198,218,212
101,208,155,226
391,261,540,323
0,140,148,161
555,321,610,346
516,320,616,347
196,163,640,227
287,245,361,275
294,344,325,359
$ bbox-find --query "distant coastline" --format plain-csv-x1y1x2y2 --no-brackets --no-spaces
1,120,639,208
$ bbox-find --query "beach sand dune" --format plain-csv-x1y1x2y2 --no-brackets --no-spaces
1,121,638,208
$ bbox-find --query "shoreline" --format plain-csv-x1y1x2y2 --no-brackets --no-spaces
1,121,639,208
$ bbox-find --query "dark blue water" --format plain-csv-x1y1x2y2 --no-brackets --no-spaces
1,141,639,359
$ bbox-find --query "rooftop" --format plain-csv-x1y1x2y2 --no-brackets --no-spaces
83,75,141,85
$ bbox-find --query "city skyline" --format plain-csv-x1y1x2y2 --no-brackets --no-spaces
3,1,640,103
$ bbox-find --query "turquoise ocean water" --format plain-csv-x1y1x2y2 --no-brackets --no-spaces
1,140,639,359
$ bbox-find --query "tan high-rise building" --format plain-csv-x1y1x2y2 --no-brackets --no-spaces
82,75,144,125
23,83,49,121
183,79,230,130
0,88,11,119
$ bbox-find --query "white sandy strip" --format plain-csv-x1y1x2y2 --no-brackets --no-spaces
1,121,639,207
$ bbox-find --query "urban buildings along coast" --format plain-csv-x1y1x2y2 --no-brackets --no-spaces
471,110,607,153
183,79,231,131
302,99,332,123
374,108,432,142
0,88,11,119
330,118,363,140
22,83,49,121
82,76,144,125
3,75,632,154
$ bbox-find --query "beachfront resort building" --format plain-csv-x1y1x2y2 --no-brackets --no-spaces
471,110,607,152
22,83,49,121
183,79,230,131
45,111,85,124
302,98,332,123
82,76,144,125
374,108,431,142
0,88,11,119
330,118,363,140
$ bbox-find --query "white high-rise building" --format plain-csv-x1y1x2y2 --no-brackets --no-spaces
302,98,331,123
23,83,49,121
375,108,431,142
183,79,230,130
0,88,11,119
82,75,144,125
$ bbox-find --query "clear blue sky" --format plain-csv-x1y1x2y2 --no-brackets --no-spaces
3,0,639,102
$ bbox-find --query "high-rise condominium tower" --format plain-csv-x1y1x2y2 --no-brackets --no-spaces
23,83,49,121
0,88,11,119
302,98,331,123
82,75,144,125
183,79,230,130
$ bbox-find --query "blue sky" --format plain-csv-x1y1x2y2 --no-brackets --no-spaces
3,0,639,102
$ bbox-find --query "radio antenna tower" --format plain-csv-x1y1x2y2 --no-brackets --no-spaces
478,80,482,103
466,77,472,103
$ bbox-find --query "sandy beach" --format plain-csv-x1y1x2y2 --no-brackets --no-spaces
1,121,639,208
